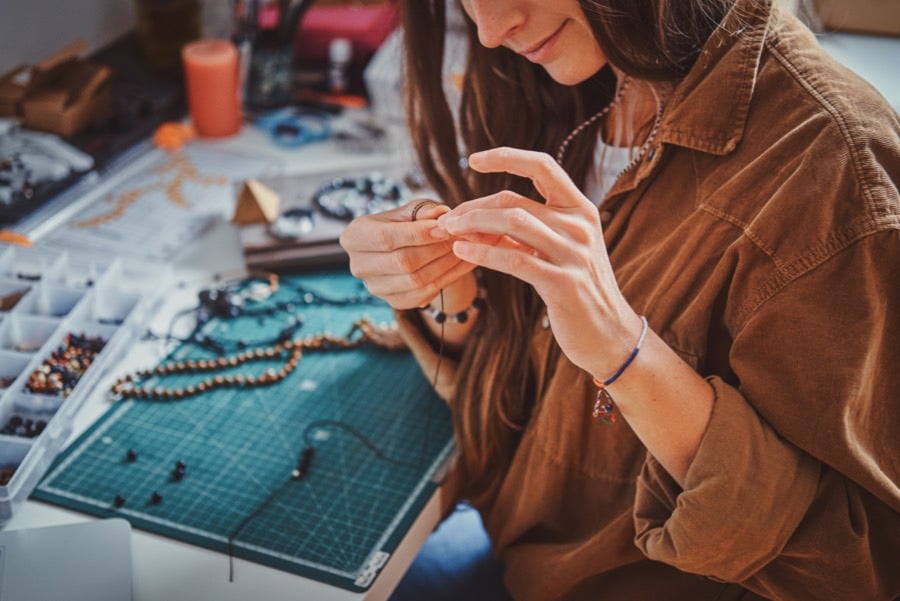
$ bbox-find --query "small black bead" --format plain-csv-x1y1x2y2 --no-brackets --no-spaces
172,460,187,481
472,297,487,310
455,311,469,323
150,491,163,505
125,449,138,462
113,494,126,508
434,312,447,324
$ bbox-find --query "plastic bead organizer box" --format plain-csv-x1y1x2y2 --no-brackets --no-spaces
32,270,455,592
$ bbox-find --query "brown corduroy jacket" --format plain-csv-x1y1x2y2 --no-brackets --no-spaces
396,1,900,599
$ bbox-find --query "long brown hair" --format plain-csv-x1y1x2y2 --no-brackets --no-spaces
401,0,737,502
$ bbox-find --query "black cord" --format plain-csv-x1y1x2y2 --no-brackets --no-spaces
227,480,297,582
422,290,444,470
301,420,421,471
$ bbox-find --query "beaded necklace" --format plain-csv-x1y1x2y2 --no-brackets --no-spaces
555,76,666,175
110,318,402,401
618,94,665,175
556,77,630,165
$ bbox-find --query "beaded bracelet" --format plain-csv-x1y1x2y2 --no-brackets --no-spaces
419,286,487,324
592,315,649,424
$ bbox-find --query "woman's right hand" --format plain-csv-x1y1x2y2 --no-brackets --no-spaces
339,199,477,310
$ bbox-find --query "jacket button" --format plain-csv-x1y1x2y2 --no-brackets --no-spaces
599,210,613,224
647,147,656,161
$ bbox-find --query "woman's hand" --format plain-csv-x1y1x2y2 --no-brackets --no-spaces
339,199,476,310
437,147,642,377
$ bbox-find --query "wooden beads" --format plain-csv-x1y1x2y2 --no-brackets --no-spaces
109,318,402,402
26,333,106,397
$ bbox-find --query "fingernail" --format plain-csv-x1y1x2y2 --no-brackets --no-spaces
437,215,456,231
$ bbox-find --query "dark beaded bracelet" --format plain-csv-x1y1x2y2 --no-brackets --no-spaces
419,289,487,324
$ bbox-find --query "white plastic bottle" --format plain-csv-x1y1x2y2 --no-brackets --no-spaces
328,37,353,94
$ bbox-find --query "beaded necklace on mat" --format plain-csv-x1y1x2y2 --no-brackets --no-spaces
109,318,401,401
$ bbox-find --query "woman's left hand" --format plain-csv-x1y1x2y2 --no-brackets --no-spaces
437,147,642,377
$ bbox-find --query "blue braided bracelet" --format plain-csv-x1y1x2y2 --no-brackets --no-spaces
592,315,649,424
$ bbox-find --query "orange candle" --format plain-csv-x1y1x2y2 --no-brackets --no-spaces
182,39,242,137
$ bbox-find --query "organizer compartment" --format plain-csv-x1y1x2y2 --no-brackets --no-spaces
1,394,54,438
0,434,37,523
0,247,64,283
0,256,155,524
86,287,141,326
0,351,31,391
15,283,86,318
0,314,60,354
0,278,32,312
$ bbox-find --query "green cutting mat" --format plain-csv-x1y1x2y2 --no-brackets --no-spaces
33,271,454,592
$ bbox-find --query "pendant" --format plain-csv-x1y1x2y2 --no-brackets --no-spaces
592,387,616,424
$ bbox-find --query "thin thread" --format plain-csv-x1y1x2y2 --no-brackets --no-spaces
423,290,444,469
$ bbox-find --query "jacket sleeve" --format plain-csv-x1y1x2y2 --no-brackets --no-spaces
632,230,900,600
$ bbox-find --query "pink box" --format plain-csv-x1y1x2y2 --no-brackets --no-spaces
293,1,400,62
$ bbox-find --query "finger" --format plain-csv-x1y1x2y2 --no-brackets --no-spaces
439,206,570,263
467,147,585,209
451,238,551,289
349,239,456,279
409,199,451,222
445,189,545,217
375,256,476,309
340,216,450,252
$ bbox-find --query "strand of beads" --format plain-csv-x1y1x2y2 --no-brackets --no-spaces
110,341,303,401
110,318,395,401
556,77,630,165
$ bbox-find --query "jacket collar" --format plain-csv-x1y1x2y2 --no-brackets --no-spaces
657,0,774,156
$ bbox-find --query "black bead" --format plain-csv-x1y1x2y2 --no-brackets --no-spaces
434,312,447,324
113,494,126,508
150,491,163,505
125,449,138,462
472,297,487,310
455,311,469,323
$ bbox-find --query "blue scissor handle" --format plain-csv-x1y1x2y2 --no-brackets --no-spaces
255,108,332,148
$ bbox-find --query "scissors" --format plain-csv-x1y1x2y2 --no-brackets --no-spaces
254,107,332,148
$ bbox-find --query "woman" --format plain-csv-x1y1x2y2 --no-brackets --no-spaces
340,0,900,599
